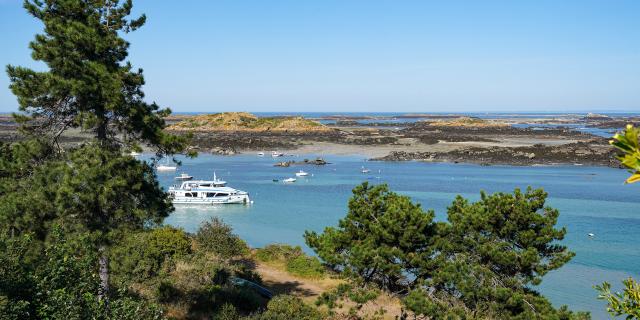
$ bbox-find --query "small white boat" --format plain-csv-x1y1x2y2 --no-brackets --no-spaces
588,233,595,237
174,173,193,180
157,164,177,171
129,151,141,157
361,166,371,173
257,152,265,157
295,170,309,177
283,177,297,183
272,151,284,157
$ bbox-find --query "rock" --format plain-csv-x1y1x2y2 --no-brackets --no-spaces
274,161,293,167
210,147,237,155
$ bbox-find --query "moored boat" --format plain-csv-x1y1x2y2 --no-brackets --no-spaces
283,177,296,183
168,174,250,205
174,173,193,180
157,164,177,171
295,170,309,177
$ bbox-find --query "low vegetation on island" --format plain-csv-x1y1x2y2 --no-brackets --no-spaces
167,112,332,133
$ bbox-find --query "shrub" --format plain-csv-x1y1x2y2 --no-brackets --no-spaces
110,226,192,283
255,244,302,262
256,244,325,279
249,295,323,320
195,217,249,259
285,255,325,279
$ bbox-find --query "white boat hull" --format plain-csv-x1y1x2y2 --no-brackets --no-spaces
172,194,250,205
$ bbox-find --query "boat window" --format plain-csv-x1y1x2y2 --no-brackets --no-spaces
185,192,198,197
185,192,193,197
206,193,216,197
215,193,229,197
200,184,211,187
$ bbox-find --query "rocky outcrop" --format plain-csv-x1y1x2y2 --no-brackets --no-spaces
274,158,329,167
372,141,618,167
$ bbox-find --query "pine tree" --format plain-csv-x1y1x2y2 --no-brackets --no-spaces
6,0,186,153
4,0,190,307
304,182,438,292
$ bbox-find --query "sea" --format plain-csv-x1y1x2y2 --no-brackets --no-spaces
156,112,639,319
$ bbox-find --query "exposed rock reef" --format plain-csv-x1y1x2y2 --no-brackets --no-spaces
2,112,636,167
372,140,617,167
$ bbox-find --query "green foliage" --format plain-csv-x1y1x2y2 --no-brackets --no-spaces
110,226,191,283
255,244,302,262
315,283,380,311
255,244,325,279
0,232,35,319
305,182,437,291
0,142,172,242
596,278,640,319
285,255,325,279
214,303,240,320
195,217,249,259
0,227,164,320
248,295,324,320
610,124,640,183
7,0,188,153
307,182,585,319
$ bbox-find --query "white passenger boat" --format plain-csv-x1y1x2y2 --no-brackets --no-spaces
168,173,250,205
272,151,284,157
174,173,193,180
283,177,297,183
295,170,309,177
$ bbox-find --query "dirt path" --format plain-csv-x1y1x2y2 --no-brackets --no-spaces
255,261,340,302
255,261,405,319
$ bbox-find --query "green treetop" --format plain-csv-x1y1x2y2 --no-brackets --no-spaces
305,182,439,292
7,0,186,153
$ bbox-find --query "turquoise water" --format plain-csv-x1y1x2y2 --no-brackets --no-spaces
153,153,640,318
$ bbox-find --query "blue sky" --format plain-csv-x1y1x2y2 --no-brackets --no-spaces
1,0,639,113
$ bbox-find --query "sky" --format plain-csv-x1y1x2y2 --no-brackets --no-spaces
0,0,639,113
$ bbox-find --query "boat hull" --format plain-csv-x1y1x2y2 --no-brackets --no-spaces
172,194,250,205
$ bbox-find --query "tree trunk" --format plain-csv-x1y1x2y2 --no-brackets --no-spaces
98,245,110,309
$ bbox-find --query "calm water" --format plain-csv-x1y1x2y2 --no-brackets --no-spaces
152,153,640,318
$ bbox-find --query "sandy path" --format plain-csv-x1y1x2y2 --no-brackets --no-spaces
255,261,340,301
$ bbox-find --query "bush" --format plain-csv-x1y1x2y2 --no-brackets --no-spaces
195,217,249,259
255,244,302,262
285,255,325,279
256,244,325,279
248,295,323,320
110,226,192,283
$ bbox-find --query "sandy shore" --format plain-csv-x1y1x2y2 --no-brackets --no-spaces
245,136,581,158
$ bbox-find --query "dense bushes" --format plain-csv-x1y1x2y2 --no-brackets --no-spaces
255,244,325,279
0,227,163,320
249,295,324,320
110,227,192,283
